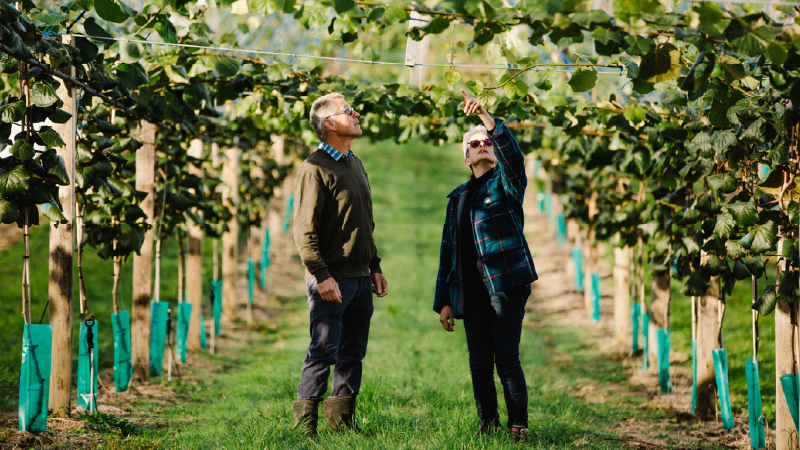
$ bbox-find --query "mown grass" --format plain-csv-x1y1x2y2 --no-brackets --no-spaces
121,140,728,449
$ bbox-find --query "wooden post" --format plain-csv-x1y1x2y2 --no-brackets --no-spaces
221,146,240,321
649,271,671,369
405,10,431,89
48,35,77,416
584,191,598,315
269,137,285,254
613,246,631,347
695,252,721,418
132,120,156,383
185,139,204,351
775,227,797,450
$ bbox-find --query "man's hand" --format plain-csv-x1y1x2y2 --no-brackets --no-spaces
439,305,455,332
318,278,342,303
371,273,388,297
460,89,496,130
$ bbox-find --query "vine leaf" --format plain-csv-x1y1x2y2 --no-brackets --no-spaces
10,140,34,161
767,42,788,65
477,90,497,107
154,17,178,44
0,101,26,124
38,128,65,148
31,83,59,108
752,285,777,315
637,43,681,83
568,67,598,93
82,17,113,40
745,256,765,278
0,165,30,196
714,212,735,239
0,199,19,224
41,149,70,185
707,172,736,194
94,0,136,23
727,198,758,227
466,80,484,96
682,270,710,296
718,55,745,83
444,70,461,86
503,79,527,100
39,202,67,225
749,220,777,253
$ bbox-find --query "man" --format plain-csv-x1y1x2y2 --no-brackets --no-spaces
291,93,388,435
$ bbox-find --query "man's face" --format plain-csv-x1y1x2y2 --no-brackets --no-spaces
325,99,361,138
464,132,497,168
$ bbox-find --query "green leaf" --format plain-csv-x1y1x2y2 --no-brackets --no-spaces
444,70,461,86
719,55,745,83
777,271,799,302
477,90,497,107
0,101,26,123
93,118,122,135
120,41,142,64
383,5,407,23
682,270,710,296
682,236,700,255
732,258,751,280
727,198,758,227
739,117,766,144
0,165,30,196
94,0,136,23
725,240,747,259
714,212,736,239
183,84,210,110
466,80,484,96
623,106,646,126
49,108,72,124
707,172,736,194
116,63,149,89
38,128,65,148
30,83,59,108
39,202,66,225
568,67,597,93
767,42,788,65
40,149,69,185
590,27,621,45
10,140,34,160
680,53,714,92
82,17,113,40
333,0,354,13
535,75,552,91
154,17,178,44
750,220,777,253
0,199,19,224
515,56,540,65
623,35,654,56
752,285,777,315
637,43,681,83
745,256,764,278
503,79,527,100
420,16,450,35
730,33,765,58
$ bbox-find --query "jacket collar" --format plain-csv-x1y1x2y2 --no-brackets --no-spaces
446,166,498,198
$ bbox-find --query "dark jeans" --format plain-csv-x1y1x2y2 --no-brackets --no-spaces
463,286,529,428
297,276,374,401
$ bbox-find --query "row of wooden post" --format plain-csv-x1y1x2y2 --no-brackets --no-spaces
530,155,799,450
44,44,295,415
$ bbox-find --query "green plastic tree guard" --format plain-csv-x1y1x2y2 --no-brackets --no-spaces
176,303,192,363
690,339,697,414
77,320,98,411
656,328,673,393
247,258,255,303
260,229,270,289
212,279,222,335
149,301,169,377
631,303,641,353
641,312,650,372
200,314,207,350
19,324,52,432
571,247,584,291
591,272,601,322
780,373,799,432
556,214,567,248
712,348,735,430
745,357,765,449
536,193,545,213
111,311,132,392
282,195,294,232
544,193,553,223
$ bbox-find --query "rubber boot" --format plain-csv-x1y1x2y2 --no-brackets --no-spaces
508,424,529,443
323,395,361,432
292,399,319,436
478,417,502,435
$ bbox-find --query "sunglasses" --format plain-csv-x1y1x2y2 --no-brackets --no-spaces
325,106,355,119
468,139,493,149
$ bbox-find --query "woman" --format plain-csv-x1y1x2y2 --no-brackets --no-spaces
434,89,538,442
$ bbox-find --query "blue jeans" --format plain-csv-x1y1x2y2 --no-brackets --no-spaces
462,285,529,427
297,277,374,401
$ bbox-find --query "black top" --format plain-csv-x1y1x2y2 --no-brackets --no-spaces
459,169,494,304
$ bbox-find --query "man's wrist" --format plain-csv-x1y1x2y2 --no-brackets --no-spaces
312,268,333,284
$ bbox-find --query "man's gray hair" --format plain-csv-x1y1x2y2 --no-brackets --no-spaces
462,125,489,158
310,93,345,141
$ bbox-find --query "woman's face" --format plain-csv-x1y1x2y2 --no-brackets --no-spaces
464,132,497,169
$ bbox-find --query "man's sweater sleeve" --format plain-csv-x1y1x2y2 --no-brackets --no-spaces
292,169,331,283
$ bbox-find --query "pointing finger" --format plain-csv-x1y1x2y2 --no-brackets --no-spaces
461,88,471,100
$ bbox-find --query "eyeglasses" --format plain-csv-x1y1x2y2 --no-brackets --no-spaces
468,139,493,149
325,106,355,119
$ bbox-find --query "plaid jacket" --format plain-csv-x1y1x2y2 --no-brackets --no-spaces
433,118,538,318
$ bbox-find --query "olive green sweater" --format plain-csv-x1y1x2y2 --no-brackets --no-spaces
292,149,382,283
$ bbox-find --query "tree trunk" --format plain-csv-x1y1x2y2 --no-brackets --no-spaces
649,271,671,370
48,39,76,415
775,229,797,450
695,272,722,418
613,246,632,347
185,139,204,351
222,147,240,321
132,120,156,383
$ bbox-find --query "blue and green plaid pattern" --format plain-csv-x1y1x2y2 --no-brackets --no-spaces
433,119,538,316
319,141,353,161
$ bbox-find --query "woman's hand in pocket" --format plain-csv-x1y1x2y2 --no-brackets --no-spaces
439,305,455,332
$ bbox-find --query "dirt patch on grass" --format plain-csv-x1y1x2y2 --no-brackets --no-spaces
526,210,761,450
